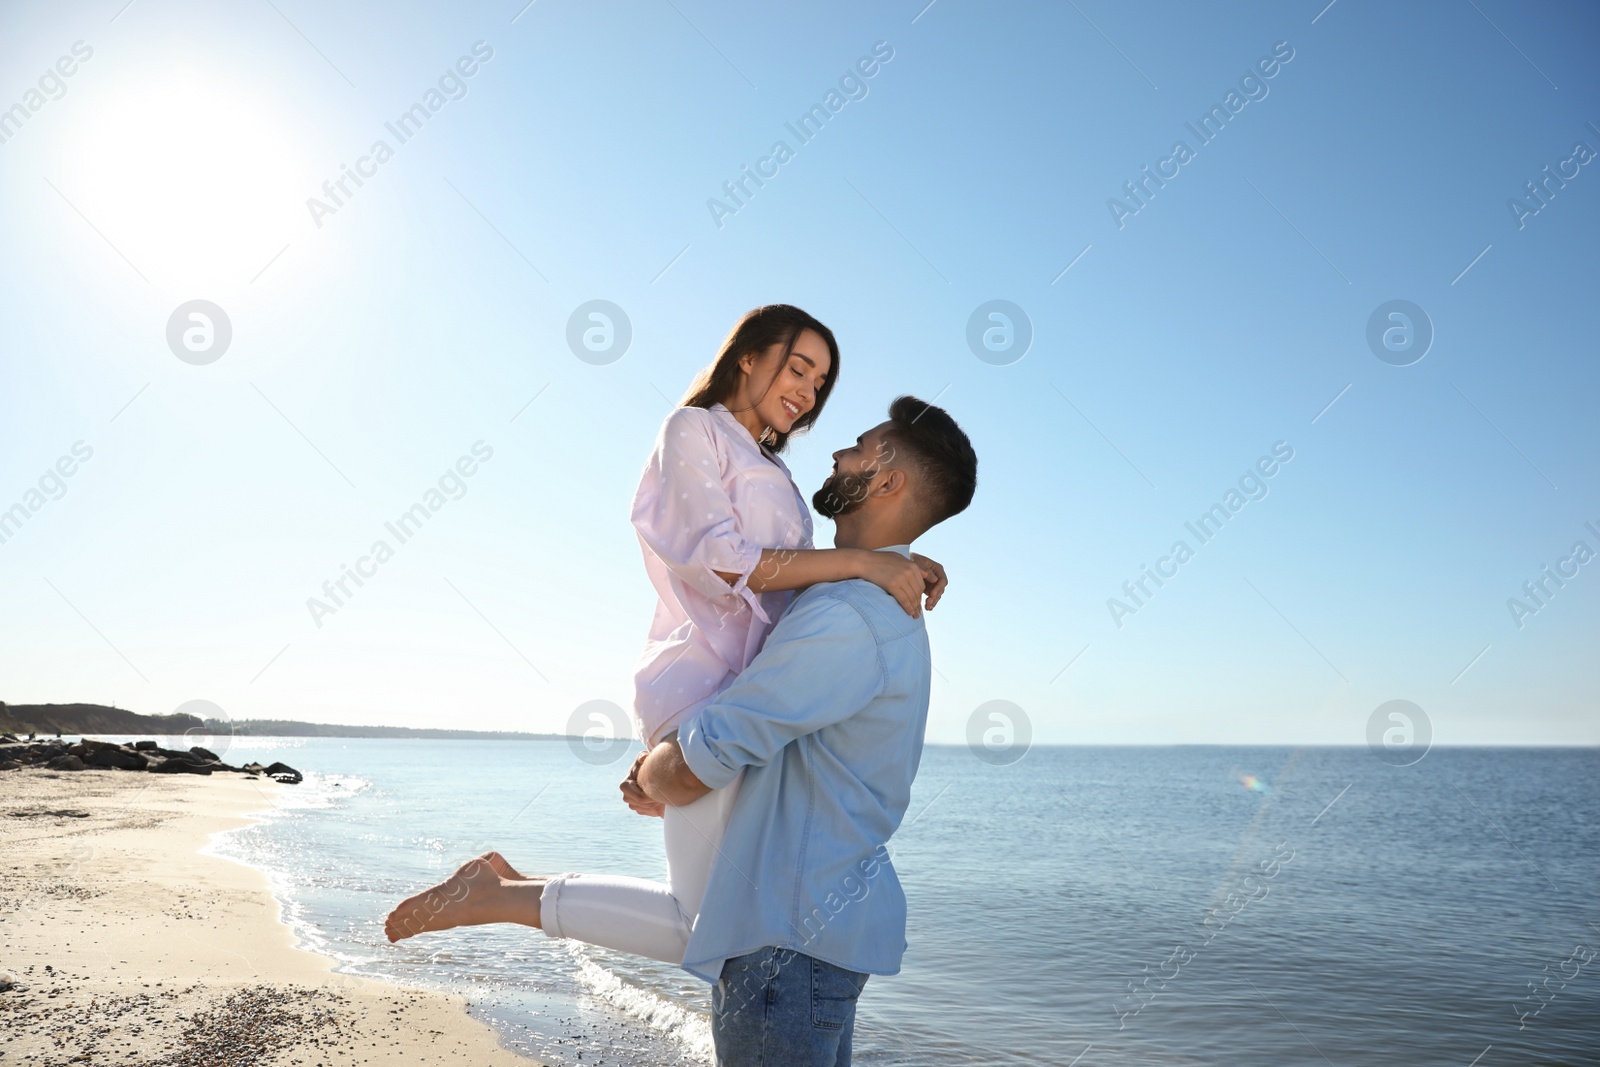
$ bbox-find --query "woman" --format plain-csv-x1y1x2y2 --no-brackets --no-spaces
535,304,947,963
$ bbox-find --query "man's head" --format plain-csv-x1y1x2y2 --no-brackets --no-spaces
813,395,977,546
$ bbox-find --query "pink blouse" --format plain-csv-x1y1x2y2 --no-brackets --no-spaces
630,402,815,746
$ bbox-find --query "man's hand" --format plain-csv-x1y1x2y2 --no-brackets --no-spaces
620,750,665,817
638,736,713,807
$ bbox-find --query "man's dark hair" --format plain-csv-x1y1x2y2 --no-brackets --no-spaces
882,395,978,528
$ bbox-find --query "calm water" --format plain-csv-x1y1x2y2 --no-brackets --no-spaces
201,740,1599,1066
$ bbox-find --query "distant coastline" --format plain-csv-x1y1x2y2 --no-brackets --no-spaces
223,719,577,741
0,702,580,741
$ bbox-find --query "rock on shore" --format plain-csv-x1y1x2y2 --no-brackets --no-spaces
0,736,299,784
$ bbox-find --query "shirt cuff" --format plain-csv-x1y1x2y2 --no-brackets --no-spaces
709,544,772,626
679,713,742,791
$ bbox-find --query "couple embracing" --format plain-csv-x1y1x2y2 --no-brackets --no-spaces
385,304,978,1067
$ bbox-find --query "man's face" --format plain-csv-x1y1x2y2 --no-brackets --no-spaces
813,422,896,519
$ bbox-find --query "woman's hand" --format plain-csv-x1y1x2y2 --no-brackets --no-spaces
910,553,948,610
858,550,931,618
620,750,665,817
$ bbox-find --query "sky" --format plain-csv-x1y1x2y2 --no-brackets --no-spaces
0,0,1595,747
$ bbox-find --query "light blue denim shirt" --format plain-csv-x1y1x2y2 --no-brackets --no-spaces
678,545,932,983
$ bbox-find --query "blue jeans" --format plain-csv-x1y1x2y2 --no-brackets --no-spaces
712,947,871,1067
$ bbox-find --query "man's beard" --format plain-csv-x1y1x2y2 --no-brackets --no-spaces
813,470,872,519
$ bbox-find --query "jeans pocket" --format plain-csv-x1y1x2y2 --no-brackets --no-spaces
810,957,869,1031
714,947,783,1018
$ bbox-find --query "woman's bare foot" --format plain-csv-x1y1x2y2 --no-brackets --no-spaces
383,852,544,943
482,851,530,881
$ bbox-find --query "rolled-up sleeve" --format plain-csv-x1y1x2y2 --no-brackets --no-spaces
632,407,773,621
680,592,885,789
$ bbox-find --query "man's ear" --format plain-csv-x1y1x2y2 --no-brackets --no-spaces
877,468,907,497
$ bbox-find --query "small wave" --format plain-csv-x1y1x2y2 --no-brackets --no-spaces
268,770,372,811
563,943,713,1064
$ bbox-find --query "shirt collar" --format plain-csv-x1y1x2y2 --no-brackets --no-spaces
709,402,765,449
876,544,913,558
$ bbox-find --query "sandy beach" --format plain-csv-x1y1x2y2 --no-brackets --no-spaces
0,765,534,1066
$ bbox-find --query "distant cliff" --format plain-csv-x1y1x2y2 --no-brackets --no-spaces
0,703,574,741
1,703,203,737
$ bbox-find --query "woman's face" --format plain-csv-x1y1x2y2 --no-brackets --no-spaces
736,328,832,437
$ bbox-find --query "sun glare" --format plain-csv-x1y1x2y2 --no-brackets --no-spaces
60,71,309,288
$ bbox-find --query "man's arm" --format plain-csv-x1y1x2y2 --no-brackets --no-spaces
677,592,885,792
636,737,711,807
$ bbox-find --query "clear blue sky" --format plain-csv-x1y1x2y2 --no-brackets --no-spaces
1,0,1595,745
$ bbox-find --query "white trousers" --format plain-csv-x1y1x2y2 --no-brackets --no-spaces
540,772,742,965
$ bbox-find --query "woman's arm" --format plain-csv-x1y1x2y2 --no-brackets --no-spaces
712,548,937,618
634,409,947,617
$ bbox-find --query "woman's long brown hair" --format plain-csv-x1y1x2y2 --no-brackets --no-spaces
679,305,840,453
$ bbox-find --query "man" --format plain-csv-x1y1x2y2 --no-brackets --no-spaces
384,395,977,1067
626,394,976,1064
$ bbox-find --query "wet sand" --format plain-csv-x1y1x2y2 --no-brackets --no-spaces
0,765,536,1065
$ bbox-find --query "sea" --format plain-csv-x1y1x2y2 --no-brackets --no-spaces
179,739,1598,1066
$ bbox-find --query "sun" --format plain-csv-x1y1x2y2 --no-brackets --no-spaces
57,69,310,288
